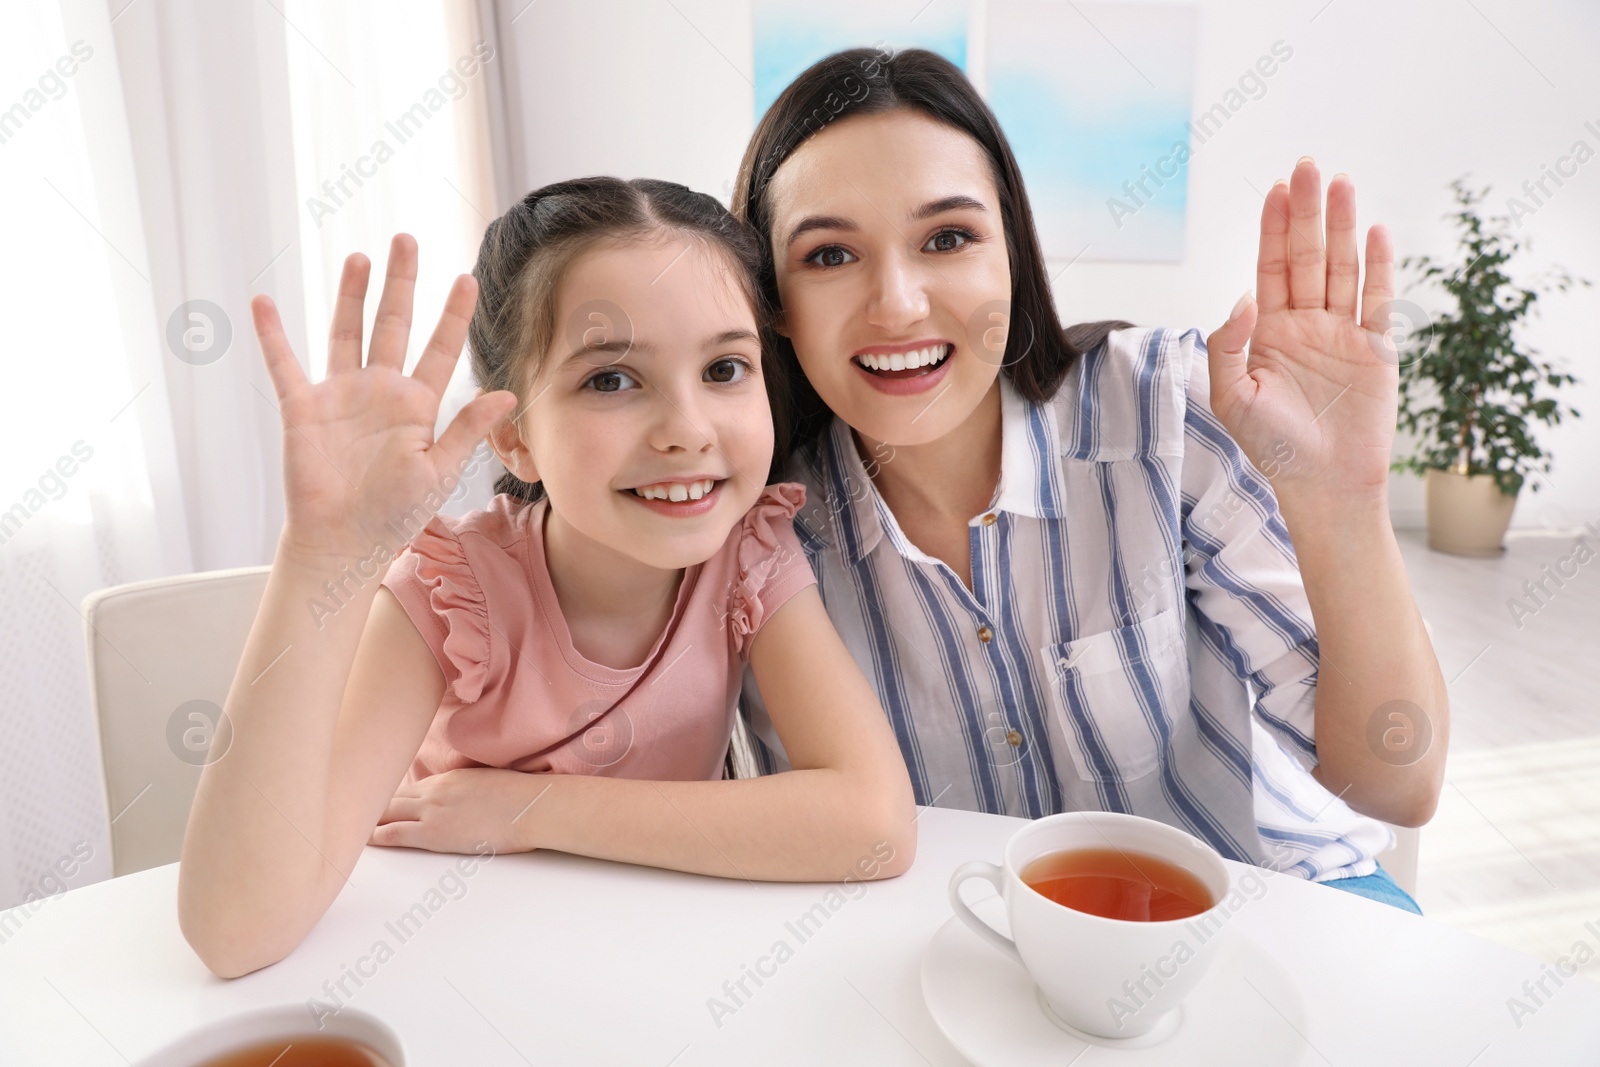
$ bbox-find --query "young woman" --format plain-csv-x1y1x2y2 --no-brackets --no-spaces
728,48,1448,913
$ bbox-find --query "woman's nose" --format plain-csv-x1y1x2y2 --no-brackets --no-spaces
865,249,931,332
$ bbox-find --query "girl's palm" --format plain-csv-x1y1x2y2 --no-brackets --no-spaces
253,235,518,561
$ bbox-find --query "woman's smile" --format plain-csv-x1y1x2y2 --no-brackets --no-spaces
851,341,957,395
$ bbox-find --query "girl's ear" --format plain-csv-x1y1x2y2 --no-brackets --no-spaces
487,410,539,484
771,308,790,339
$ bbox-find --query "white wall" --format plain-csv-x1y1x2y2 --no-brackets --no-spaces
495,0,1600,530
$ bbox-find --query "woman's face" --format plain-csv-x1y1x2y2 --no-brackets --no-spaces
765,108,1013,447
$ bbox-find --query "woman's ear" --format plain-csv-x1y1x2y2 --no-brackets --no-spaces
771,308,790,339
487,410,539,485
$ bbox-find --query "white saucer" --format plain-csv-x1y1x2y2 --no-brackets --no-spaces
921,894,1312,1066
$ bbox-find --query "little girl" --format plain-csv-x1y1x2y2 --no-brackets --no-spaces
177,177,917,979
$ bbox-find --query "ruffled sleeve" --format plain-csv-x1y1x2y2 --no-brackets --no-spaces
725,482,818,658
380,516,491,705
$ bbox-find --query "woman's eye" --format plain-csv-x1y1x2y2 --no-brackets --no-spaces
585,368,637,393
706,357,752,384
805,245,855,269
924,228,976,253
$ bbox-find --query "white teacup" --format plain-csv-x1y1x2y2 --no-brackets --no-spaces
948,811,1235,1041
131,1004,403,1066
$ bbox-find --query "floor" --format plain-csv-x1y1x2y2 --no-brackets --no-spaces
1396,523,1600,984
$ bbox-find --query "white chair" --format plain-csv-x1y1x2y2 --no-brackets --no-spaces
1376,823,1421,898
81,566,271,877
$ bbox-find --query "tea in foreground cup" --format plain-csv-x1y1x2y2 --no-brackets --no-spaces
948,811,1234,1040
132,1005,402,1067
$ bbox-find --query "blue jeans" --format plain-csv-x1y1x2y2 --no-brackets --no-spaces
1317,862,1422,915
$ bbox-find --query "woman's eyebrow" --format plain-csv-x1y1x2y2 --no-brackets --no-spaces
784,194,989,252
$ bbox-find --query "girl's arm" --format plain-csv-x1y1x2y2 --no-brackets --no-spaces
379,585,919,881
178,236,517,979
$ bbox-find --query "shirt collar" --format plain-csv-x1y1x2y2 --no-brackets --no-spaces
815,371,1066,566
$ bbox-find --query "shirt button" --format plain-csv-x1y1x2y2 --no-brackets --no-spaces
1006,729,1024,747
981,513,997,526
977,624,993,643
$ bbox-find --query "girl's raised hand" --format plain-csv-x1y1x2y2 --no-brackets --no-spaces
253,234,519,563
1202,159,1398,508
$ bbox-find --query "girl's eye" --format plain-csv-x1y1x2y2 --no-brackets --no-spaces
804,245,855,269
584,368,637,393
706,357,752,384
924,227,978,253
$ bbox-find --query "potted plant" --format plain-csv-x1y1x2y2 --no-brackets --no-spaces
1389,176,1591,557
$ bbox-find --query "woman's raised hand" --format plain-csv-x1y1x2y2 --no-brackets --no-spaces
253,234,519,564
1203,158,1399,507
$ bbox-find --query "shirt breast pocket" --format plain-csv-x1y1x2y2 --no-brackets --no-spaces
1037,606,1189,784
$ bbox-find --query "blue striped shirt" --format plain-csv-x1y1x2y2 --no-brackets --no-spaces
740,326,1393,882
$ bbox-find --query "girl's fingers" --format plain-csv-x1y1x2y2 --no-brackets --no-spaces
1359,224,1397,339
411,274,480,397
251,295,309,400
1324,174,1361,321
327,253,372,376
367,234,419,373
1286,159,1326,310
433,390,520,474
376,796,424,824
1256,180,1291,316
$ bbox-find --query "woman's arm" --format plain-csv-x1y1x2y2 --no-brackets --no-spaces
1198,159,1448,828
1275,492,1448,827
373,585,919,881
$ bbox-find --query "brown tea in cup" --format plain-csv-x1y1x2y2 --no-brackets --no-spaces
195,1036,392,1066
1020,846,1213,922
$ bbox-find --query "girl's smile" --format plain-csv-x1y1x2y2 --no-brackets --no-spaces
622,476,728,516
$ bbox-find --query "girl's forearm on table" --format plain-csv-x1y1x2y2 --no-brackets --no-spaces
512,768,917,882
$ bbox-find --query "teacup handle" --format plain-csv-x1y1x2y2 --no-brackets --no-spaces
948,861,1024,966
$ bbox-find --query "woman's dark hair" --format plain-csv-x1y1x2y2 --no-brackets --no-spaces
470,176,792,503
733,47,1134,446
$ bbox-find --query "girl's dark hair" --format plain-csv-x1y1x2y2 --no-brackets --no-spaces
470,176,792,503
733,47,1134,446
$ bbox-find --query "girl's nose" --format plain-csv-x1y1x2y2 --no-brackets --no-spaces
646,390,717,454
864,248,931,332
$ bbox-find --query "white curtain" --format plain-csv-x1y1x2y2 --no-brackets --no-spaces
0,0,505,910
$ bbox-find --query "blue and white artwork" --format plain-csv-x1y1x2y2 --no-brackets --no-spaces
986,2,1197,262
752,0,969,121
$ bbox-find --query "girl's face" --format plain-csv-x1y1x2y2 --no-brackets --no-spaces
765,108,1013,447
494,235,773,572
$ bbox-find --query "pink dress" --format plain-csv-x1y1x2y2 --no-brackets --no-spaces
379,483,815,785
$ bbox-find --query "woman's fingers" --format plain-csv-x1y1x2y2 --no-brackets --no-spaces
1256,179,1291,316
1359,223,1397,338
251,295,309,401
327,252,372,376
1286,159,1326,310
1325,174,1361,321
367,234,419,373
411,273,479,397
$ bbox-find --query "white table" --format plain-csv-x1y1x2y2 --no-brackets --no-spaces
1,806,1596,1065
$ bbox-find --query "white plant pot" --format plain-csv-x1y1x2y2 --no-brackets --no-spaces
1424,467,1519,557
